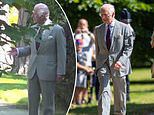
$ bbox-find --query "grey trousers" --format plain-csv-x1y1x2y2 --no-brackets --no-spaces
28,72,55,115
97,67,126,115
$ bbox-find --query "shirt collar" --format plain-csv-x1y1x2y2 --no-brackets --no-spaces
105,19,115,28
110,19,115,27
43,18,52,25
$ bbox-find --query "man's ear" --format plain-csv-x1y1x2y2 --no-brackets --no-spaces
112,12,115,18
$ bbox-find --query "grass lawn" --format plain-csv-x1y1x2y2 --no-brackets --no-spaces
0,73,28,105
68,68,154,115
0,72,73,114
0,68,154,114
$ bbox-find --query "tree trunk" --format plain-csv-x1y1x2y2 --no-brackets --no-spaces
12,8,30,75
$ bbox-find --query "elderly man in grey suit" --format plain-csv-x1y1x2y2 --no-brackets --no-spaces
9,3,66,115
94,4,134,115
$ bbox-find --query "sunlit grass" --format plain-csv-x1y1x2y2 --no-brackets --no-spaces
129,84,154,103
69,68,154,115
0,73,28,105
129,68,153,82
0,89,27,104
0,78,26,84
0,68,154,114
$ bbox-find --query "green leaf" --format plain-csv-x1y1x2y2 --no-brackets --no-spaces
2,25,23,42
1,0,15,5
0,40,8,46
0,68,10,77
73,0,79,3
0,36,16,46
0,10,7,15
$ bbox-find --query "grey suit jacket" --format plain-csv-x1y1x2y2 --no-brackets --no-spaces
94,19,134,77
18,19,66,81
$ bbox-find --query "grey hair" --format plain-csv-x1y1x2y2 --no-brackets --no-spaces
34,3,50,17
101,4,115,14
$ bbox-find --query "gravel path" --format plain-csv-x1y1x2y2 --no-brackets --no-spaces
0,102,28,115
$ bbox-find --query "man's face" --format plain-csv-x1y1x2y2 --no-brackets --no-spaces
100,8,114,24
32,8,46,24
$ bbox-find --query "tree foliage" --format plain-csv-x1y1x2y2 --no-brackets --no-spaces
0,0,68,75
0,0,66,43
58,0,154,67
62,0,154,12
0,0,154,68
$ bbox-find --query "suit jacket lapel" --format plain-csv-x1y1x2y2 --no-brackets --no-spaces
31,39,37,53
37,30,45,52
36,32,42,52
99,24,107,50
37,19,53,52
110,23,116,50
110,20,119,51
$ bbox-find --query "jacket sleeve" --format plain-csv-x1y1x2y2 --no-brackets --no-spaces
94,27,99,57
56,25,66,75
17,46,31,57
118,25,135,65
94,27,99,69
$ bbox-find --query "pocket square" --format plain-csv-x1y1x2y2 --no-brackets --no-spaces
47,36,53,39
42,35,54,41
100,67,107,74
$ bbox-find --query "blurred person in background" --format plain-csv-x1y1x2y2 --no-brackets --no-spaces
74,18,95,104
120,8,135,101
73,38,94,105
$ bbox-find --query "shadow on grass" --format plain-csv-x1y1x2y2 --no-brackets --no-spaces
131,89,154,93
110,81,154,86
69,105,98,115
0,83,27,90
0,72,27,90
69,103,154,115
126,103,154,115
130,81,154,84
16,97,28,106
2,73,27,81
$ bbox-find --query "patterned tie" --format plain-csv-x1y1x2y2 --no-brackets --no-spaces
106,25,111,50
36,41,40,50
35,27,41,50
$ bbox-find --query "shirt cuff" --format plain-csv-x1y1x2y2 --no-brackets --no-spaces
16,48,19,57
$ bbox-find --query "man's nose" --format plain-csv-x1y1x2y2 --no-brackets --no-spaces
101,16,105,20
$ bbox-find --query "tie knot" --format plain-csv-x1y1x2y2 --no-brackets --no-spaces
106,24,111,50
107,24,110,29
